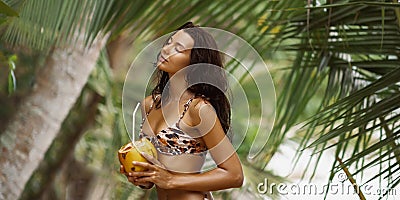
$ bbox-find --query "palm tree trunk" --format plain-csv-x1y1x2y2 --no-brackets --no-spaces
0,34,108,200
19,92,102,200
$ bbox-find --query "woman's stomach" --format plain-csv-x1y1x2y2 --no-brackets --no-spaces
156,186,209,200
158,152,206,173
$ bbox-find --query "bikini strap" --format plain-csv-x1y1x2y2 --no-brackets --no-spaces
140,95,160,133
176,95,196,126
146,95,160,116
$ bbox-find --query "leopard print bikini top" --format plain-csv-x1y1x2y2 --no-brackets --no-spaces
139,95,208,156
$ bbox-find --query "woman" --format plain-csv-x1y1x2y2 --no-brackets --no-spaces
120,22,243,200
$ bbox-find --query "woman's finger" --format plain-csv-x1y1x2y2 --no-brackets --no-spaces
132,161,158,171
129,171,154,178
127,177,147,187
120,165,129,176
127,176,136,183
127,176,142,186
120,165,125,173
135,176,152,183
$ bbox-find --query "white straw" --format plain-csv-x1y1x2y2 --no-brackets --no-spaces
132,102,141,144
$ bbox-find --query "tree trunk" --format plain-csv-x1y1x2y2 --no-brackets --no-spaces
0,34,108,200
19,92,102,200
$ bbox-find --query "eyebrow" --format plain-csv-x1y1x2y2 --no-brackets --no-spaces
170,36,186,49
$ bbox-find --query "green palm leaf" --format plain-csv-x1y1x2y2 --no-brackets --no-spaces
254,0,400,198
0,0,17,16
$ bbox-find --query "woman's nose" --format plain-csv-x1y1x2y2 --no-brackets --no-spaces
161,46,168,56
162,43,172,56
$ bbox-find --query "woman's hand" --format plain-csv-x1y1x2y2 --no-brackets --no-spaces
119,165,154,189
130,160,176,190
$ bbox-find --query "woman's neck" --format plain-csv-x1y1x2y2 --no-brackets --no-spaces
167,72,192,101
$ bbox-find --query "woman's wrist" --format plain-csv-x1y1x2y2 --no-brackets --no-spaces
167,174,182,190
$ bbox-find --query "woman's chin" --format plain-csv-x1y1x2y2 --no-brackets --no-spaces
157,63,169,72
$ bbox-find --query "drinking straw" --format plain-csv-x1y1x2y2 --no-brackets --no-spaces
131,102,141,144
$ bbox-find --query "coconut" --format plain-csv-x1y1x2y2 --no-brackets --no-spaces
118,138,157,172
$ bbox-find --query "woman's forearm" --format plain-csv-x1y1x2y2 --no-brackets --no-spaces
170,167,243,191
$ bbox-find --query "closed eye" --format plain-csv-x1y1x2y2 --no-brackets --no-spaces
175,47,183,53
165,36,186,53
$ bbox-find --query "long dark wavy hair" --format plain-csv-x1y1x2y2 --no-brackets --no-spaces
151,22,231,134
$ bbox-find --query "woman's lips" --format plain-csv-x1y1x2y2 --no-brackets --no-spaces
159,55,168,63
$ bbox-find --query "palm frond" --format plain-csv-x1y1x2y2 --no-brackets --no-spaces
0,0,18,16
255,0,400,198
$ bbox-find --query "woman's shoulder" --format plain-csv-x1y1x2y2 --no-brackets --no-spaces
142,95,153,104
188,97,216,122
191,97,211,110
